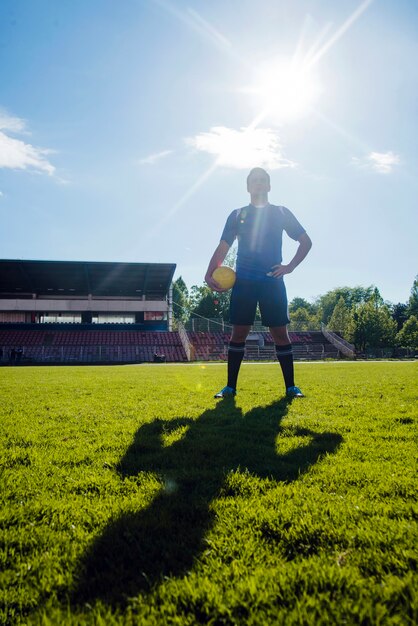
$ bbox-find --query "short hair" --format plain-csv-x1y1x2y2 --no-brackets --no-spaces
247,167,270,185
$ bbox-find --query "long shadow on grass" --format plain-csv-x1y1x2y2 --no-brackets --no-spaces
72,398,342,607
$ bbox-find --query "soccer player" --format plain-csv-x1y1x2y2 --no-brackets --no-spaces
205,167,312,399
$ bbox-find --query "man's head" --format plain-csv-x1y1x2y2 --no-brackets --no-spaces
247,167,271,196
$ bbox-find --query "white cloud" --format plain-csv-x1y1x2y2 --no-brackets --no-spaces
0,112,27,133
138,149,173,165
0,110,55,175
186,126,296,170
352,151,400,174
0,191,3,197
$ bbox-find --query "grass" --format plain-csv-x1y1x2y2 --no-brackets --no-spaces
0,361,417,625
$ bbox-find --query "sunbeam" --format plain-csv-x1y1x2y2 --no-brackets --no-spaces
152,0,251,70
145,160,220,238
306,0,375,69
312,110,370,153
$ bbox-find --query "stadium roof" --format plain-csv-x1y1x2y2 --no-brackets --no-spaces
0,260,176,298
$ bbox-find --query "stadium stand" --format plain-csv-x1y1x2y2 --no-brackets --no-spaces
0,326,187,364
0,260,345,365
186,330,341,361
187,331,230,361
0,259,183,364
0,326,342,365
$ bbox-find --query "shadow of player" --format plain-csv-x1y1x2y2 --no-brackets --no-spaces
72,398,342,607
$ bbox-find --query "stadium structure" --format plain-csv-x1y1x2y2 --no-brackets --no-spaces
0,259,355,365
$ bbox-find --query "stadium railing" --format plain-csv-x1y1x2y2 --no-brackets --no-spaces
321,323,356,358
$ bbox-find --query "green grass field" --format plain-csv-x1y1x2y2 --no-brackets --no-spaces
1,361,417,625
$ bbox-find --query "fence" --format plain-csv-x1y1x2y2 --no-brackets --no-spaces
185,317,323,333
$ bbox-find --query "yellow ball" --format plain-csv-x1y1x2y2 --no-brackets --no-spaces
212,266,236,290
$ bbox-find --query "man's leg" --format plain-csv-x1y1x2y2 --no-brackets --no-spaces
214,325,250,398
228,324,251,389
215,277,257,398
259,279,303,398
270,326,303,397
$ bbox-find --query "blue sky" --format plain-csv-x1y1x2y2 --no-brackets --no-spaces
1,0,417,305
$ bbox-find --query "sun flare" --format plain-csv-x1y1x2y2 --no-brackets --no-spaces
250,58,320,122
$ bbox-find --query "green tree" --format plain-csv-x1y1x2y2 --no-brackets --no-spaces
317,285,376,325
189,285,206,311
407,275,418,317
192,292,218,319
172,277,189,324
190,285,230,320
290,307,317,331
371,286,384,307
396,315,418,349
391,302,408,332
348,301,397,352
289,297,317,315
328,296,353,337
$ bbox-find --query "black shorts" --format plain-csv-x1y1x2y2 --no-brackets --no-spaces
229,277,290,327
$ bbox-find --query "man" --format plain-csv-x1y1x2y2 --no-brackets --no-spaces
205,167,312,399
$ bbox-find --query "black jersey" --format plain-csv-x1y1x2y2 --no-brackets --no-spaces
221,203,306,280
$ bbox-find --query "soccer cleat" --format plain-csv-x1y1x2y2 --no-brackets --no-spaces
286,385,305,398
214,386,236,399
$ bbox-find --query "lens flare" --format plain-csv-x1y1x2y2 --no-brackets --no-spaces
250,58,320,122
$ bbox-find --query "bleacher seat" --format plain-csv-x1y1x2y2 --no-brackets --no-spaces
186,330,340,361
0,327,341,365
0,328,187,364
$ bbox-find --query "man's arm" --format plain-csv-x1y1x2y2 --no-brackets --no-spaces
205,240,231,291
269,232,312,278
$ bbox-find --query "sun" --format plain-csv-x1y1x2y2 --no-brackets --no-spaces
249,58,320,123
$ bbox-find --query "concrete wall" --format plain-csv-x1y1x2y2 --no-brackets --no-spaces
0,298,168,313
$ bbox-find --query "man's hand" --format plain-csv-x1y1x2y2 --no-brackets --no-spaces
204,240,231,292
205,273,229,292
268,264,293,278
268,234,312,278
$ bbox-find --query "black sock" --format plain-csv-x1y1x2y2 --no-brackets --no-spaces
275,344,294,389
227,342,245,389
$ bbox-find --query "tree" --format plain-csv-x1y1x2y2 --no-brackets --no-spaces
290,307,318,331
370,286,384,307
348,301,397,352
172,277,189,324
289,297,317,315
408,275,418,318
396,315,418,349
391,302,408,332
192,292,218,319
317,286,376,325
189,285,208,311
190,284,230,320
328,296,353,337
